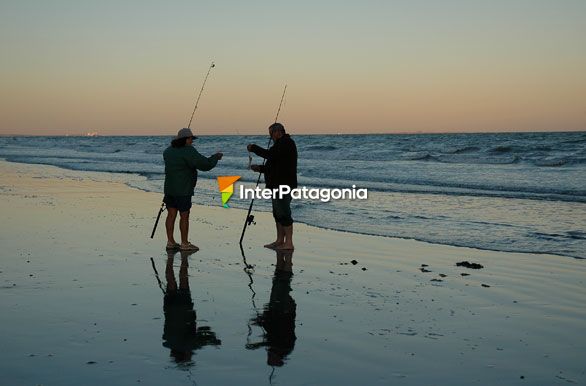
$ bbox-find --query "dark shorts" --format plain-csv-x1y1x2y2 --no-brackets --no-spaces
164,195,192,213
272,194,293,226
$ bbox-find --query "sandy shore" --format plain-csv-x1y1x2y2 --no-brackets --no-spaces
0,160,584,385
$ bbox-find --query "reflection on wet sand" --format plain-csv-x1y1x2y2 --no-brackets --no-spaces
246,250,297,367
161,250,221,366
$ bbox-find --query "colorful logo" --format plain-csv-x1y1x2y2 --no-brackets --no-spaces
217,176,240,208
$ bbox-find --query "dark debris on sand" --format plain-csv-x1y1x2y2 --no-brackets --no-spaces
456,261,484,269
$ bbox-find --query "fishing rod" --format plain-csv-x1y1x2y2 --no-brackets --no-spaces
150,61,216,239
187,61,215,129
150,201,166,239
239,85,287,245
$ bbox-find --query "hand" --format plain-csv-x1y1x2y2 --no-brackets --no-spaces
250,164,261,172
215,152,223,160
247,144,255,152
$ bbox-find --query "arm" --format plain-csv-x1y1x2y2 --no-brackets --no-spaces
249,144,271,159
251,164,266,173
186,147,219,171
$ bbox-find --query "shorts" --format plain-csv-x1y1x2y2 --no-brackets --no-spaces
163,195,192,213
272,194,293,226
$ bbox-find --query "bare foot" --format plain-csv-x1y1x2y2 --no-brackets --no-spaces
264,241,283,249
275,243,294,251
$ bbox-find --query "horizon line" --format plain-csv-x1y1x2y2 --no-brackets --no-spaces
0,128,585,137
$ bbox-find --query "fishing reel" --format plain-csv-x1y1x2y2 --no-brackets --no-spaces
246,214,256,226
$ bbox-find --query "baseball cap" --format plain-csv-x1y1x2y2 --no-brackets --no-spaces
175,128,197,140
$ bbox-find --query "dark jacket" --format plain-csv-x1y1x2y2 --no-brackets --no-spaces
163,145,219,196
250,134,298,189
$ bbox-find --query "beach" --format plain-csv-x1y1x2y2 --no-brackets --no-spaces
0,159,585,385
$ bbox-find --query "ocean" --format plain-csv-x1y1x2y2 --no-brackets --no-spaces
1,132,585,259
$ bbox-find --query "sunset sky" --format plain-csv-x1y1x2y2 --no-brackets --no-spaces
1,0,585,135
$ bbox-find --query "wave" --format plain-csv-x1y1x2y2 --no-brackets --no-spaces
401,152,431,160
5,152,585,202
489,145,513,154
567,231,586,240
434,154,519,165
562,138,586,144
304,145,338,151
529,231,586,242
442,146,480,154
534,158,568,167
3,132,584,260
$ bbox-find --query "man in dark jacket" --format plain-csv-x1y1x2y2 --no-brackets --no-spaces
163,128,223,251
247,123,297,250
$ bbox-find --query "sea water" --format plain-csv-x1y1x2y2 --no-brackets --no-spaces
1,132,585,258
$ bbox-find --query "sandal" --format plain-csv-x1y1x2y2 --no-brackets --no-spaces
180,242,199,252
166,242,180,250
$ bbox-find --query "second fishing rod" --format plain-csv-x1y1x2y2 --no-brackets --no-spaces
150,61,216,239
239,85,287,245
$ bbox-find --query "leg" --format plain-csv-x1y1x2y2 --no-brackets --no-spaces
277,223,285,244
275,195,294,250
165,207,178,245
265,222,286,249
277,224,294,250
179,210,190,245
178,210,199,251
265,199,284,249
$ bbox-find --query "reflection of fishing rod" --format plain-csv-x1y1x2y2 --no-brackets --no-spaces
150,61,216,239
239,243,257,312
241,247,285,384
239,245,265,348
239,85,287,245
150,257,166,295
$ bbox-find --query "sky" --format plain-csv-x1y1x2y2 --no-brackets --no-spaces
0,0,585,135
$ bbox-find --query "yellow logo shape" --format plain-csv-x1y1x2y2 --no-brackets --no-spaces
217,176,240,208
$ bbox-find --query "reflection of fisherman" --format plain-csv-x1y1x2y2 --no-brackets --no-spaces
247,250,297,367
248,123,298,251
162,250,221,364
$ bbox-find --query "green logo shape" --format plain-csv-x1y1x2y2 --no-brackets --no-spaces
217,176,240,208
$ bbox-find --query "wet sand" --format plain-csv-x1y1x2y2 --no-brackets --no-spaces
0,160,585,385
